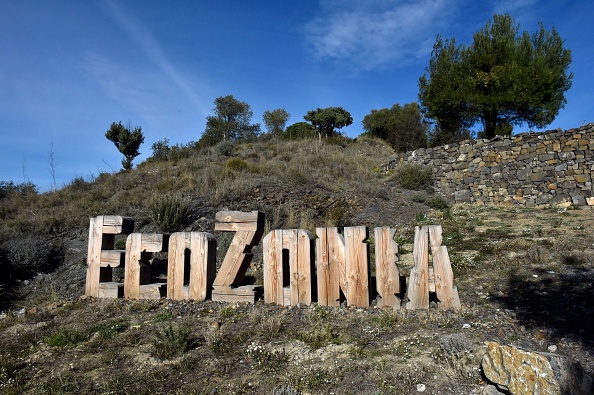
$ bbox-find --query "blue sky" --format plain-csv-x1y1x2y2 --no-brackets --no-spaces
1,0,592,191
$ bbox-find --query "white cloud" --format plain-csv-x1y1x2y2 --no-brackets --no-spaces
99,0,211,116
303,0,456,71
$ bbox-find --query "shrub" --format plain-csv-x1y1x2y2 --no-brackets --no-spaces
426,194,450,210
216,140,235,156
1,233,62,277
150,138,171,161
0,181,37,198
150,194,193,233
224,158,249,173
439,333,472,356
393,163,433,190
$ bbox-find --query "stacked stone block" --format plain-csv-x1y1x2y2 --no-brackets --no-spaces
404,123,594,207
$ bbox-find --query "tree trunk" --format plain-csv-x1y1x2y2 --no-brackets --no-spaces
484,112,497,139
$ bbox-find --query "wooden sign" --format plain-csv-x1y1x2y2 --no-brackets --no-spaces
85,211,460,310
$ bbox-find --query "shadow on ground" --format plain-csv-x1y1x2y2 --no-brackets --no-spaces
495,265,594,349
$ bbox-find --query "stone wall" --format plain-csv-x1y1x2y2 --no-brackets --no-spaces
404,123,594,207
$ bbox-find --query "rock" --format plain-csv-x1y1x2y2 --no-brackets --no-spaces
480,384,504,395
481,342,592,395
548,345,558,353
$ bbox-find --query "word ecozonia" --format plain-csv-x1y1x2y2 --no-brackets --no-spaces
85,211,460,310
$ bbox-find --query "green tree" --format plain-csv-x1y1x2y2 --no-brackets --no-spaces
105,121,144,170
199,95,260,146
362,103,428,152
262,108,290,139
419,13,572,140
283,122,317,140
304,107,353,138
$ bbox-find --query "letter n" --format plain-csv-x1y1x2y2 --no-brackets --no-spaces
263,229,314,306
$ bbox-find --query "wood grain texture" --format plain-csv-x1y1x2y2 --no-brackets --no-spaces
406,226,430,310
374,227,402,309
344,226,370,307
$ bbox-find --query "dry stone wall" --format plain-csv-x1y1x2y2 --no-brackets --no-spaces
404,123,594,207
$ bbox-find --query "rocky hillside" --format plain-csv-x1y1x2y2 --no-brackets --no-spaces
0,136,593,394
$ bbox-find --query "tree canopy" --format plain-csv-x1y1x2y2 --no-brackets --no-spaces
362,103,428,152
283,122,317,140
304,107,353,138
105,121,144,170
262,108,290,138
200,95,260,146
419,13,572,140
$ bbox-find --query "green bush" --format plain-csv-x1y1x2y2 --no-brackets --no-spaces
150,194,193,233
150,138,171,161
393,163,433,190
224,158,249,173
426,195,450,210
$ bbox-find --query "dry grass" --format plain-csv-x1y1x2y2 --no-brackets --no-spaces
2,136,594,393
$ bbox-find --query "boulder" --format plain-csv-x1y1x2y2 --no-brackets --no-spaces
481,342,592,395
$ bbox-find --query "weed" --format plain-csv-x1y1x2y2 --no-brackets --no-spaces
154,312,173,322
257,315,285,340
219,305,243,323
245,341,288,372
150,194,193,233
151,323,200,359
415,211,428,223
412,193,427,203
205,331,229,354
216,140,235,156
289,366,334,391
374,310,399,329
297,322,342,349
45,329,87,349
92,319,129,339
437,333,476,381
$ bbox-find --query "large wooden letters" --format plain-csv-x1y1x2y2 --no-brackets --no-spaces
124,233,168,299
85,215,133,298
344,226,370,307
406,226,461,310
263,229,314,305
85,211,461,310
315,227,346,306
167,232,216,301
375,227,404,309
211,211,265,303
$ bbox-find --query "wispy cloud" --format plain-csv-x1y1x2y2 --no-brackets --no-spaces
98,0,211,116
303,0,455,71
493,0,538,15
